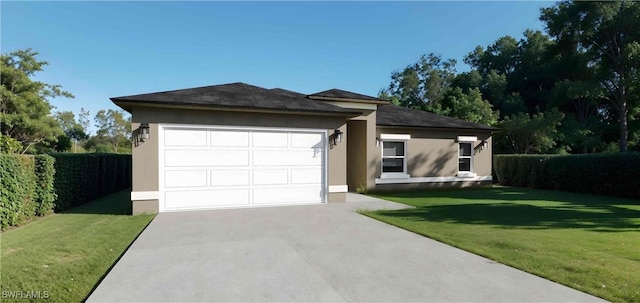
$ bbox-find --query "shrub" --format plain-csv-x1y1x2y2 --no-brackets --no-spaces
0,155,56,230
494,153,640,199
49,153,132,211
34,155,56,216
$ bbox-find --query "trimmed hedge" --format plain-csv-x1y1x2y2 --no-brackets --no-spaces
49,153,132,211
494,153,640,199
0,154,56,229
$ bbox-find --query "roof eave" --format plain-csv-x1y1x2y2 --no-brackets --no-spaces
111,99,363,118
307,95,389,105
376,123,500,132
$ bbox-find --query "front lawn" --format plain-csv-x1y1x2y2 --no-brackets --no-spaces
1,190,155,302
364,187,640,303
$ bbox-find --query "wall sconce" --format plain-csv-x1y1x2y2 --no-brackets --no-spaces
376,137,381,147
474,140,489,155
139,123,150,141
331,129,343,145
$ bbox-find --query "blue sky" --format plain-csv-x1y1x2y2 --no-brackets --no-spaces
2,1,550,132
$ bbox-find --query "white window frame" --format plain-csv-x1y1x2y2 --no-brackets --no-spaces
457,137,477,178
379,134,410,179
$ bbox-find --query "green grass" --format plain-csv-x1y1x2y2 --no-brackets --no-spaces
364,187,640,303
1,190,155,302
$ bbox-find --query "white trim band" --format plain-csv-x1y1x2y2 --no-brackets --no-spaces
131,191,160,201
457,136,477,142
380,133,411,140
328,185,348,193
375,175,492,184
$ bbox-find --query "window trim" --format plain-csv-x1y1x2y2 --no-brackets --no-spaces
457,140,477,178
380,135,410,179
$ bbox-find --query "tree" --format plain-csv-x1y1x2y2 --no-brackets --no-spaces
464,36,519,76
55,111,88,152
0,49,73,154
541,0,640,152
78,108,91,136
385,53,457,110
495,109,565,154
438,87,499,126
94,109,131,153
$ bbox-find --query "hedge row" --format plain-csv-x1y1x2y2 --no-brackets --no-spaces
494,153,640,199
50,153,132,211
0,155,56,229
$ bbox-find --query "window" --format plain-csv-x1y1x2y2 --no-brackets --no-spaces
458,142,473,173
379,134,411,179
382,141,406,173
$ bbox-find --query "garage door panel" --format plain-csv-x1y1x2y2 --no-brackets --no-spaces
165,170,207,188
253,169,288,185
165,189,250,209
253,132,288,147
253,150,322,166
165,129,207,146
211,131,249,147
253,187,323,204
291,133,323,148
290,168,322,184
161,127,325,211
165,150,249,167
211,170,249,187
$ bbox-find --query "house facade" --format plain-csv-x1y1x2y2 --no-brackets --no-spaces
112,83,497,214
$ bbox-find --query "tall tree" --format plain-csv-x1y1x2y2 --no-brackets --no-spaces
94,109,131,153
385,53,457,111
438,87,498,126
495,109,565,154
55,111,88,152
464,36,519,76
541,0,640,152
78,108,91,136
0,49,73,153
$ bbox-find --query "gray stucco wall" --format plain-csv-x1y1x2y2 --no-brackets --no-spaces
130,106,351,213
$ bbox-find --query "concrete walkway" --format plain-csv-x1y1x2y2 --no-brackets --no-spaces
88,193,604,302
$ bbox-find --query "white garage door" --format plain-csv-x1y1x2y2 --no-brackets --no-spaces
159,126,326,211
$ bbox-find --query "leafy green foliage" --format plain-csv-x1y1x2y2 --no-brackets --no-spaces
93,109,131,153
381,1,639,153
50,153,132,211
384,53,457,110
34,155,56,216
0,134,23,153
494,153,640,199
439,87,498,125
0,155,55,230
0,49,72,154
494,109,565,154
541,1,640,152
381,53,499,126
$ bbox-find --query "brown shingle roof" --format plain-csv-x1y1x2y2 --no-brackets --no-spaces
111,82,362,116
376,104,498,131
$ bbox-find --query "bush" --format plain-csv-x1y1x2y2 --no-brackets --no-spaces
494,153,640,199
34,155,56,216
50,153,132,211
0,155,56,230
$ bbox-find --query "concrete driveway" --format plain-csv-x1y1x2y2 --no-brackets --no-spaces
88,193,604,302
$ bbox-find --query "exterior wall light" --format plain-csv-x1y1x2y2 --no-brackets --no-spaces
139,123,150,141
332,129,343,145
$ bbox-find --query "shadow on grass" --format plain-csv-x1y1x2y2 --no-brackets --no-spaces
63,189,132,215
373,187,640,232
